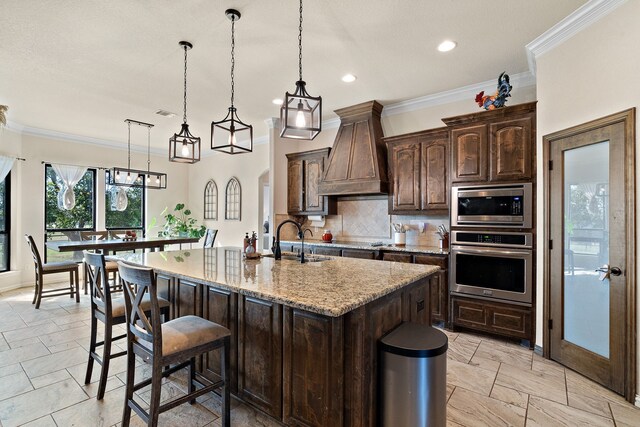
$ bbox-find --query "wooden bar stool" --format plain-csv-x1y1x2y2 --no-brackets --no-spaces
83,252,170,400
24,234,80,309
118,261,231,427
80,231,118,294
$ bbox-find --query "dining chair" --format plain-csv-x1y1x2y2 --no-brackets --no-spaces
118,261,230,427
80,231,118,294
83,252,170,400
203,229,218,248
24,234,80,309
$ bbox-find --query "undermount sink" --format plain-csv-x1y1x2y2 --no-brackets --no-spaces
264,253,330,263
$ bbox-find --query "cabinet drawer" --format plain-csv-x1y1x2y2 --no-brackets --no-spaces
291,244,313,255
342,249,376,260
452,297,532,340
313,246,342,257
414,254,448,269
382,252,413,263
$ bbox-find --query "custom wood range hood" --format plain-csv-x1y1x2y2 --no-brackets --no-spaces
318,100,389,196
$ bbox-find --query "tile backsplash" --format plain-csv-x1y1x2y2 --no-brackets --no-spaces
275,197,449,247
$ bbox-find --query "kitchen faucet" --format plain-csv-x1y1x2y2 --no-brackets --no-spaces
273,220,313,263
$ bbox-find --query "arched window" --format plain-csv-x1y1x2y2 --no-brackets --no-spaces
204,180,218,220
225,177,241,220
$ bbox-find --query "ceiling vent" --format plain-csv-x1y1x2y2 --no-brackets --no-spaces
155,109,177,118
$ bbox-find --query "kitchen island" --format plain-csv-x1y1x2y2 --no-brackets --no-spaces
116,247,440,427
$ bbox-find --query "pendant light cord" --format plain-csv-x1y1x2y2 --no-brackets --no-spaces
230,15,236,108
183,44,188,124
127,121,132,169
298,0,303,81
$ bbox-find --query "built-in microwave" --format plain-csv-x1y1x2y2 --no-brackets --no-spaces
451,183,532,229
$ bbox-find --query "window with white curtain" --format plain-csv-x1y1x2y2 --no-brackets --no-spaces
0,174,10,272
225,177,241,221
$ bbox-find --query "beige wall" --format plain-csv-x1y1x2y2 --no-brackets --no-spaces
535,0,640,396
0,129,190,290
187,142,269,249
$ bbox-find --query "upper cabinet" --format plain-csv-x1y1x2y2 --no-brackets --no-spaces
286,148,337,216
443,102,536,184
384,127,449,214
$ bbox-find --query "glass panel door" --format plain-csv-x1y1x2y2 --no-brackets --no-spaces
563,141,609,357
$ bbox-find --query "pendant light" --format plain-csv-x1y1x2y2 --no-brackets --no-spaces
280,0,321,140
107,119,167,189
211,9,253,154
169,41,201,163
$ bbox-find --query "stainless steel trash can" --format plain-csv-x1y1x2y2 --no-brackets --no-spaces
379,322,448,427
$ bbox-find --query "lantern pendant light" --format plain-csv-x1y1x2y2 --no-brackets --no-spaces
211,9,253,154
169,41,201,163
280,0,321,140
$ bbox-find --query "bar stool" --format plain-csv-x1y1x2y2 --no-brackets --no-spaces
24,234,80,309
83,252,170,400
118,261,231,427
80,231,119,294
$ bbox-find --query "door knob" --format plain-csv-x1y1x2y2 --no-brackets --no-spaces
595,264,623,281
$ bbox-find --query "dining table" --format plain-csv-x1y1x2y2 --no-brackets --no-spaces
46,235,201,253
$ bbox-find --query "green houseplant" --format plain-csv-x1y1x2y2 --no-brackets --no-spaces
158,204,206,238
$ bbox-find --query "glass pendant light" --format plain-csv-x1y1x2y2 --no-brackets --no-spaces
169,41,200,163
211,9,253,154
280,0,321,140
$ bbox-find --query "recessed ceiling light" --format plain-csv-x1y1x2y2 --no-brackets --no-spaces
341,74,357,83
437,40,457,52
155,109,177,118
272,98,283,105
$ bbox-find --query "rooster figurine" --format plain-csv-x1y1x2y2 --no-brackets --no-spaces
475,72,512,110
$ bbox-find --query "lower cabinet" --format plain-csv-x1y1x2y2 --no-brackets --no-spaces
342,249,377,259
201,286,238,394
238,295,283,420
156,273,173,318
283,308,343,426
313,246,342,257
381,252,413,263
410,254,449,325
174,279,200,318
451,296,532,341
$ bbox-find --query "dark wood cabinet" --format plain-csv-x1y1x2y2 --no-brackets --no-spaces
451,296,532,341
286,148,336,216
382,252,413,263
156,274,173,318
201,286,238,394
385,127,449,214
414,254,448,325
443,102,536,184
490,116,533,181
238,295,283,420
342,249,377,260
174,279,200,318
450,124,488,183
283,308,343,426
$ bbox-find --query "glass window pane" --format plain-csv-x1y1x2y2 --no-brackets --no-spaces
563,141,610,358
0,176,7,272
0,179,6,233
105,176,144,230
45,165,95,230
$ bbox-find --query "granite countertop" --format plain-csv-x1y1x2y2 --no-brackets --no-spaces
114,247,439,318
280,239,449,255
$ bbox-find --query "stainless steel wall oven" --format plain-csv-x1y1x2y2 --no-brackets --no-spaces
450,231,533,305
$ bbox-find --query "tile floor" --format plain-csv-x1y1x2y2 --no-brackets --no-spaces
0,285,639,426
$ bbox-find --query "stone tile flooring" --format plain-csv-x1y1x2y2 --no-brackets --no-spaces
0,285,639,426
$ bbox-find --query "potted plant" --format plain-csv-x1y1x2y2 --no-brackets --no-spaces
158,204,206,238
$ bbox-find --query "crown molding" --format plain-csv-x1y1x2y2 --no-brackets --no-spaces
6,120,166,156
526,0,628,75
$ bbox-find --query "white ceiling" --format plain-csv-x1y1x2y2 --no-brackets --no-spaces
0,0,587,150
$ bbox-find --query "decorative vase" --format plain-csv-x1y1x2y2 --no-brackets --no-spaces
394,232,406,246
322,230,333,242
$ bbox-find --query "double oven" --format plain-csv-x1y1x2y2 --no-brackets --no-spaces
450,183,533,305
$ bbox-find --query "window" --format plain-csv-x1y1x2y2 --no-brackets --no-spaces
105,175,145,232
204,180,218,220
45,164,96,262
0,173,10,272
225,177,241,220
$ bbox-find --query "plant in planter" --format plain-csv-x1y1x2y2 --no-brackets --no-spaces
159,204,206,238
